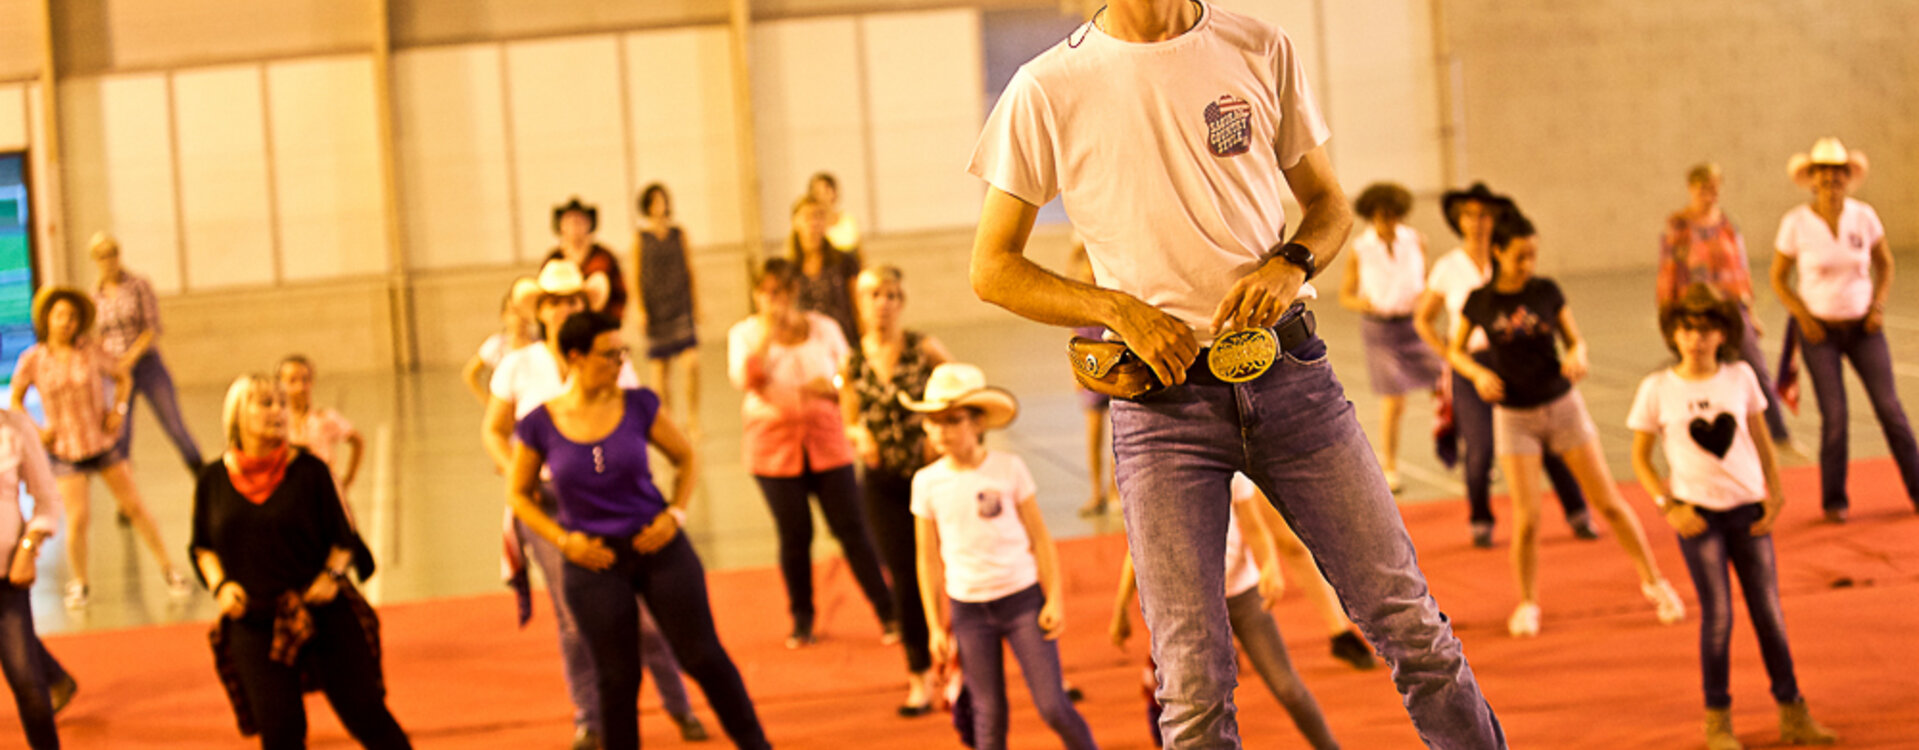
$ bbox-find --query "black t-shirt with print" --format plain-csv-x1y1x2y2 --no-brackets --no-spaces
1462,277,1572,408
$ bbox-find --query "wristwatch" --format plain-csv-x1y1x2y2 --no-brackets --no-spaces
1272,242,1317,281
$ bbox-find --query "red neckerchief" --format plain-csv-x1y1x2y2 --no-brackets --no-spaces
226,446,292,505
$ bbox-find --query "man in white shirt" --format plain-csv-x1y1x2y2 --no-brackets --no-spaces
966,2,1502,747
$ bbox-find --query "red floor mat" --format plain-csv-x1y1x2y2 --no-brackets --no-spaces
13,459,1918,748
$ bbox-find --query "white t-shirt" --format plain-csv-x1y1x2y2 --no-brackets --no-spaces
1625,362,1770,510
1425,247,1491,352
1774,199,1883,320
967,4,1330,344
1225,474,1264,597
477,333,511,369
489,343,641,420
726,312,849,420
911,450,1040,603
1353,225,1428,317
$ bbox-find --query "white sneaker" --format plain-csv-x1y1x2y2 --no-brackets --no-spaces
165,570,193,600
64,581,89,610
1507,602,1541,637
1643,580,1686,624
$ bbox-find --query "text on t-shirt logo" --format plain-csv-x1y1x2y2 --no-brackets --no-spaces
976,488,1005,519
1204,94,1252,158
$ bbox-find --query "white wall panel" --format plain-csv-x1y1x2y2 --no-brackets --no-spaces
1320,0,1442,192
393,45,516,270
173,66,276,289
860,10,984,234
504,36,630,262
0,84,24,149
267,56,386,281
624,27,744,247
752,17,868,243
93,75,183,293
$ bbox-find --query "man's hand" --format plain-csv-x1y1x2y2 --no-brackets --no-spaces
1107,296,1199,387
1212,261,1306,333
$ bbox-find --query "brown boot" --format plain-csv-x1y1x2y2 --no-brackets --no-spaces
1705,708,1744,750
1778,700,1837,745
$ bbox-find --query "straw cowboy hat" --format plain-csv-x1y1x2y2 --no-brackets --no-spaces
1787,137,1869,191
900,363,1020,430
551,196,598,234
508,275,542,308
536,258,586,298
32,285,96,342
1439,182,1514,236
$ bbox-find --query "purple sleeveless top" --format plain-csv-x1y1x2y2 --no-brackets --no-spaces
516,388,668,537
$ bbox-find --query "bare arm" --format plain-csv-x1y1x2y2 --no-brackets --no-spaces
1208,145,1353,333
1412,291,1448,354
9,365,30,413
1014,496,1066,636
1555,304,1589,382
506,442,567,545
340,429,364,490
1336,252,1370,313
119,330,157,372
650,408,699,514
482,397,517,474
915,517,952,661
1629,431,1669,502
461,357,490,404
1770,252,1815,324
1109,551,1138,648
1867,237,1894,333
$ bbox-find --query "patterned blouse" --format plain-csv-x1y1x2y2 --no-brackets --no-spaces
13,343,118,462
848,330,936,476
94,273,163,360
1657,211,1752,309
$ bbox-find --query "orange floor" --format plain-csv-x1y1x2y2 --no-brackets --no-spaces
13,458,1919,749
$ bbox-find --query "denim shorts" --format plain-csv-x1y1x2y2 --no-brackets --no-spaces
1493,389,1597,456
51,449,121,477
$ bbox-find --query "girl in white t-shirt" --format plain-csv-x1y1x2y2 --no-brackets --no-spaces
1768,136,1919,523
908,363,1097,750
461,278,540,405
1627,285,1836,749
1339,182,1443,493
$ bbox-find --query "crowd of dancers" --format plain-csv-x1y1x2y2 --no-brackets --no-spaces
4,2,1913,749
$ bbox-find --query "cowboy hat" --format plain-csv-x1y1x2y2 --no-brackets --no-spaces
536,259,586,298
1439,182,1514,237
32,286,96,342
1787,137,1868,191
551,196,598,234
508,275,542,309
900,363,1020,430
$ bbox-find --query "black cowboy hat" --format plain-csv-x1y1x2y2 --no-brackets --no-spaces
551,196,598,234
1440,182,1514,237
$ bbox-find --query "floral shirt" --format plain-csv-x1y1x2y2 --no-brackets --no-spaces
1658,211,1752,309
849,331,935,475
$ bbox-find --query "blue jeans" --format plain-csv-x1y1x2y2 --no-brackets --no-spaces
563,534,770,750
1736,307,1791,440
1225,588,1338,750
111,351,204,470
520,514,693,733
1675,504,1802,709
949,584,1098,750
0,583,65,749
1799,318,1919,510
1113,317,1503,749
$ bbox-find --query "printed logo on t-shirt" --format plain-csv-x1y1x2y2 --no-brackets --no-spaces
976,488,1005,519
1688,413,1737,458
1204,95,1252,158
1489,306,1548,341
1849,232,1865,250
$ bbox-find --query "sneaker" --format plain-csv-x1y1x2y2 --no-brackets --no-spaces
1470,522,1495,549
1823,508,1848,524
64,581,89,610
165,569,193,599
570,725,601,750
880,619,902,646
49,674,77,714
1507,602,1541,637
1643,580,1686,625
1566,512,1601,541
785,622,816,650
1064,683,1085,703
671,712,710,742
1329,630,1377,670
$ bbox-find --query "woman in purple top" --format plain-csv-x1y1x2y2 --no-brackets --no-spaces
508,312,769,750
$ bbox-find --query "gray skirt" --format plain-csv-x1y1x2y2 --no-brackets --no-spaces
1360,315,1444,396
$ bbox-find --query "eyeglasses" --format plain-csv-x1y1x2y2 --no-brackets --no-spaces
590,347,629,363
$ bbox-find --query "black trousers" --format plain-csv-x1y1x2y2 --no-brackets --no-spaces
753,463,895,626
0,583,64,749
563,533,770,750
864,467,933,673
226,599,410,750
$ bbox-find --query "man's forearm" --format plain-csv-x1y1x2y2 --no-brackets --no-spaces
973,244,1129,329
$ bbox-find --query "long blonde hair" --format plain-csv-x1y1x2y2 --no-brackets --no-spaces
221,373,282,449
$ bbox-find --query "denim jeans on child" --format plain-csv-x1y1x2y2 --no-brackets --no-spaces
948,584,1098,750
1675,503,1802,709
1112,309,1504,749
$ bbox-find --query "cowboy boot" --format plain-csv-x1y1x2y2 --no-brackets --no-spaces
1778,700,1837,745
1704,708,1743,750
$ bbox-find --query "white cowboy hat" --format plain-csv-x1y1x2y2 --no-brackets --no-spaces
900,363,1020,430
1787,137,1869,191
536,259,585,297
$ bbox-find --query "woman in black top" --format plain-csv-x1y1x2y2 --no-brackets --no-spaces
191,374,408,749
787,195,861,345
1447,211,1683,639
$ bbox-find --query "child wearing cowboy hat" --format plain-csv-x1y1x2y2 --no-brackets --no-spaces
906,363,1099,750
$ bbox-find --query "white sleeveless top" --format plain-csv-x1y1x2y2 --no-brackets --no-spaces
1352,224,1427,316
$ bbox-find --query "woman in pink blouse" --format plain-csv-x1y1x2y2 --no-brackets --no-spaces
729,258,895,648
9,287,186,609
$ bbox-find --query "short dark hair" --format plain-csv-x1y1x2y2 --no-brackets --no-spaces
279,354,313,375
757,257,801,289
1490,210,1536,250
557,312,622,360
1659,284,1743,362
809,172,837,192
638,183,671,218
1354,182,1413,221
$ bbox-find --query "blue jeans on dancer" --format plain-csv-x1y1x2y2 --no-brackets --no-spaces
562,534,770,750
0,583,67,749
1113,308,1503,749
111,351,204,470
1797,318,1919,511
1736,309,1792,441
949,584,1097,750
1674,504,1802,709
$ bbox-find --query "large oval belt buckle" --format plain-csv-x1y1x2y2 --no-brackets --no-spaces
1207,328,1278,383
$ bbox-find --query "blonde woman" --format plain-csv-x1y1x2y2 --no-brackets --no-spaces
10,287,186,609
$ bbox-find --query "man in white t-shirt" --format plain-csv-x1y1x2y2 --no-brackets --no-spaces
965,2,1501,747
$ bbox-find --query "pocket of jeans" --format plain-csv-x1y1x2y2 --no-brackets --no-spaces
1281,335,1330,366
